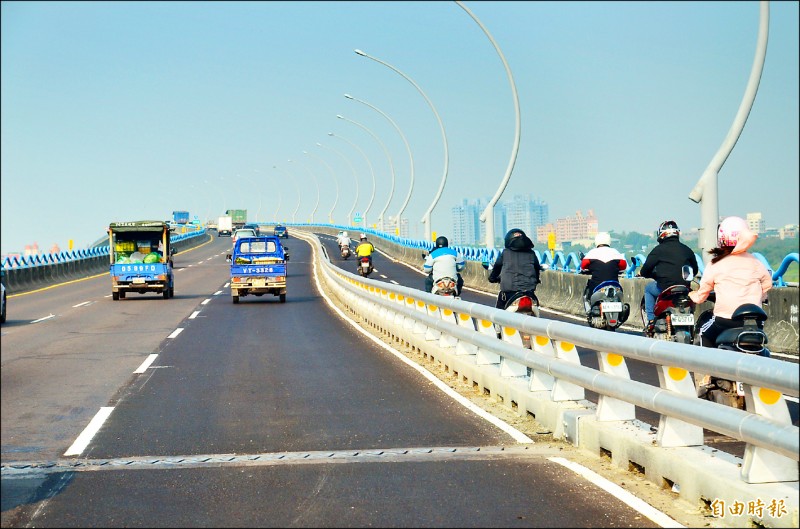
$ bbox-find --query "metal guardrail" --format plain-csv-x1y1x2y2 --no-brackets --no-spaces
295,229,798,527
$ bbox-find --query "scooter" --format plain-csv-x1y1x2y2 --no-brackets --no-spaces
340,244,351,260
431,276,459,297
357,256,373,277
693,296,770,410
502,289,540,348
584,279,630,331
640,265,696,343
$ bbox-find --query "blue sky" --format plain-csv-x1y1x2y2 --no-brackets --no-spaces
2,1,798,255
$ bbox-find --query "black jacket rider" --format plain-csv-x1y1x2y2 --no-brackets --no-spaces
488,229,542,309
639,237,699,290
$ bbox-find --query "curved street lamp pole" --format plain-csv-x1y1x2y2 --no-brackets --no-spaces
239,170,264,223
328,131,376,229
283,161,304,223
354,48,446,242
337,114,394,232
291,157,320,223
688,1,769,264
344,93,414,236
317,141,358,226
270,166,286,222
455,1,521,250
305,148,340,224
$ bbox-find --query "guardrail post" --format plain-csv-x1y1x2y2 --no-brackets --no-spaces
475,319,501,366
552,341,585,401
656,366,704,447
424,302,442,341
529,335,555,391
596,352,636,421
499,327,528,377
741,385,798,483
413,300,428,335
439,308,459,349
455,312,478,355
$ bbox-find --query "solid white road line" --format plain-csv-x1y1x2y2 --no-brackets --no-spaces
64,407,114,456
549,457,683,528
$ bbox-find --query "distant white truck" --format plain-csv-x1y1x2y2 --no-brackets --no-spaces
218,215,233,237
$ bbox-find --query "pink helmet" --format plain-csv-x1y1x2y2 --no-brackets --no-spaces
717,216,757,254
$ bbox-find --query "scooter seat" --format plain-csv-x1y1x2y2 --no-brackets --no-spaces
730,303,768,323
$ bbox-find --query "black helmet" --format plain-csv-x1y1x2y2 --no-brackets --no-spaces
435,236,449,248
504,228,533,250
657,220,680,242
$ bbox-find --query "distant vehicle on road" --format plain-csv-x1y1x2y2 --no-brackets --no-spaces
230,235,287,304
242,223,261,236
218,216,233,237
108,220,176,300
273,225,288,238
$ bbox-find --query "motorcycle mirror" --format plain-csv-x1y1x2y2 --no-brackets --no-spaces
681,264,694,282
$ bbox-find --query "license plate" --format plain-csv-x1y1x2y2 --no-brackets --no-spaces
252,278,266,287
132,277,145,284
601,302,622,312
736,381,745,397
671,313,694,326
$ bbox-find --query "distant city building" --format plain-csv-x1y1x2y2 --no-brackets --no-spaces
503,194,549,241
747,212,766,234
537,209,598,244
451,199,482,246
385,216,409,238
778,224,798,240
452,195,547,247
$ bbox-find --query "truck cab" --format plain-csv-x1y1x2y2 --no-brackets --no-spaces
108,220,177,300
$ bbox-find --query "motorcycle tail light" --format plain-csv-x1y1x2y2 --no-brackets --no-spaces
517,296,533,311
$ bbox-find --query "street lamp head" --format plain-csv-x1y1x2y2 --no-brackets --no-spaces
336,114,344,119
354,49,366,57
303,151,308,154
344,94,353,100
328,132,334,136
316,142,322,147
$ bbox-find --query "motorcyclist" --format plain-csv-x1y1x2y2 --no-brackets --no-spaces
639,220,699,329
354,233,375,270
337,231,352,252
424,236,465,296
580,232,627,313
688,216,772,348
487,228,542,310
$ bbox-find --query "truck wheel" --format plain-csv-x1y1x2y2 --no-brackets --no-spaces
112,291,119,301
163,289,169,299
232,295,239,304
119,291,126,299
169,287,174,298
280,294,286,303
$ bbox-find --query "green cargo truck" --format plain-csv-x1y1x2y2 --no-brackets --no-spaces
226,209,247,229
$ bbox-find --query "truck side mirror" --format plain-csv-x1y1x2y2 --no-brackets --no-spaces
170,248,177,255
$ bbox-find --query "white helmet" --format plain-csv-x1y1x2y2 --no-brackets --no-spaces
359,233,367,240
342,231,348,238
594,232,611,247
